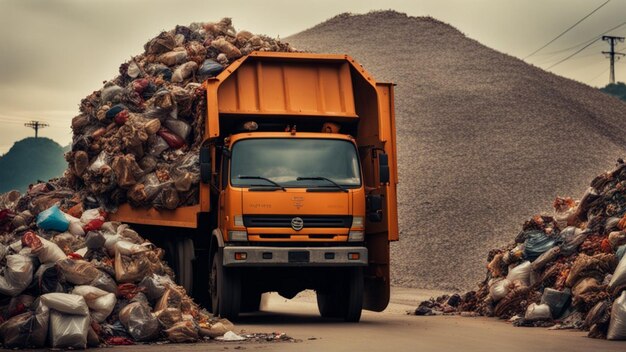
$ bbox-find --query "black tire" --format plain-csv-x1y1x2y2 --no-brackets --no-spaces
317,291,342,318
316,268,364,322
210,250,241,320
241,290,262,313
344,267,364,322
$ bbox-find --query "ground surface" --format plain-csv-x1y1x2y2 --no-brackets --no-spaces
286,10,626,291
102,288,626,352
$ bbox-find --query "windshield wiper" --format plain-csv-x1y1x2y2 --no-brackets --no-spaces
296,176,349,193
238,175,286,191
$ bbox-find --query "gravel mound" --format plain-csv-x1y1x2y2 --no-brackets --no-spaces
286,10,626,291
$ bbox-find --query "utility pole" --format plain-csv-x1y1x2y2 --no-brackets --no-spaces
602,35,625,84
24,121,49,138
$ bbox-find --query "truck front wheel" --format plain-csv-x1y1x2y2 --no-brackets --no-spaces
316,267,364,322
210,250,241,320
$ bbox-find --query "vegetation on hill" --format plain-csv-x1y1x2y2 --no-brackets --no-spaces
0,137,67,193
601,82,626,102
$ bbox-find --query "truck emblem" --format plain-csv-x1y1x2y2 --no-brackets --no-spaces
291,217,304,231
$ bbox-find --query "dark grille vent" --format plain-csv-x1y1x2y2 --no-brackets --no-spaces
243,215,352,228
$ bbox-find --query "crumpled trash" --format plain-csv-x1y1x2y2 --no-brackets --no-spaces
540,288,571,318
49,310,90,349
216,330,246,342
72,285,117,323
164,320,199,343
523,230,557,261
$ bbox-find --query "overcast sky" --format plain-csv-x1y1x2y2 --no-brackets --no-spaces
1,0,625,154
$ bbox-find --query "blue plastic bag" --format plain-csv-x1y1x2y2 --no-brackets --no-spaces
36,205,69,232
523,230,557,261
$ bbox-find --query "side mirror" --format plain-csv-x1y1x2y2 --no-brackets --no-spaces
378,153,390,184
366,194,384,222
222,147,231,158
200,146,211,184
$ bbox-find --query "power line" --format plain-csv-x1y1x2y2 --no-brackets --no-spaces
547,38,601,69
524,0,611,59
535,21,626,58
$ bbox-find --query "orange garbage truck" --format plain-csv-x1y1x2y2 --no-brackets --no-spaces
110,51,398,322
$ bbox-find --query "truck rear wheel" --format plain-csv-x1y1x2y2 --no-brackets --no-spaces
210,250,241,320
317,267,364,322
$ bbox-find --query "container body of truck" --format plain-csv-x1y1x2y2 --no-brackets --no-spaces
111,52,399,321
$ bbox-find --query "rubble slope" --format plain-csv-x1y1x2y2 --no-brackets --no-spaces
287,10,626,290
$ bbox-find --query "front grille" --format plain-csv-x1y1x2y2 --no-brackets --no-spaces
243,215,352,228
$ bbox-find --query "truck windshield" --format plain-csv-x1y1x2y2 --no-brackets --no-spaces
230,138,361,188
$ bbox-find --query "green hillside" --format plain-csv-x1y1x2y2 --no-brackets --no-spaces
601,82,626,102
0,137,67,193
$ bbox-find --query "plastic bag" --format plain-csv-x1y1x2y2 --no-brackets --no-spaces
68,221,86,236
40,293,89,315
216,330,246,342
148,136,170,156
164,119,192,140
523,230,557,261
85,231,106,249
36,205,70,232
172,61,198,83
119,301,160,341
531,246,560,271
88,151,111,172
199,319,234,338
49,310,89,349
524,303,552,321
34,263,62,295
90,272,117,294
115,240,151,256
159,49,189,66
506,261,531,286
607,291,626,340
80,208,104,224
157,127,186,149
559,227,587,255
211,38,242,59
115,251,151,283
488,278,511,302
101,83,123,103
197,59,224,78
27,234,66,264
71,285,117,322
617,244,626,261
163,320,198,343
609,255,626,294
0,255,34,296
156,307,182,329
139,274,169,301
0,301,49,348
540,288,571,318
57,259,101,285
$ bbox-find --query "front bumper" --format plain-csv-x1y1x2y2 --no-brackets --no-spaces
222,246,368,267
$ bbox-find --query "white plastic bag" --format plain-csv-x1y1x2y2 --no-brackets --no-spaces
488,278,511,302
114,240,151,256
49,310,89,349
524,303,552,321
607,291,626,340
31,236,66,264
71,285,117,322
40,293,89,316
80,208,104,224
507,261,531,286
0,255,34,296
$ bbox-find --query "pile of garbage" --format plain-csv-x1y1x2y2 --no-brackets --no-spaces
414,160,626,340
65,18,295,211
0,181,236,348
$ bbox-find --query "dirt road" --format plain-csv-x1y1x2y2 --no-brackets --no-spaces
105,287,626,352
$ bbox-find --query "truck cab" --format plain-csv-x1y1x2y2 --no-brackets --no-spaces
112,52,398,322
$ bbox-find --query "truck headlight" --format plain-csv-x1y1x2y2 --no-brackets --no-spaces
228,230,248,241
348,230,364,242
352,216,364,228
234,215,244,227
